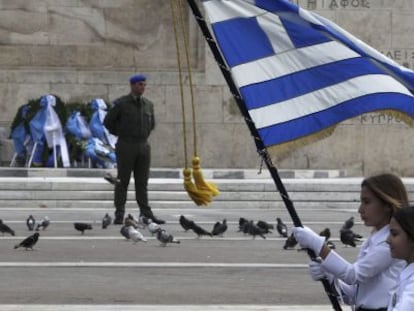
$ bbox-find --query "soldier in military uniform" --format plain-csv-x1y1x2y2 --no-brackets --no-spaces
104,74,165,225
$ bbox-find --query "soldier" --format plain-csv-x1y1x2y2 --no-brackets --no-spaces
104,74,165,225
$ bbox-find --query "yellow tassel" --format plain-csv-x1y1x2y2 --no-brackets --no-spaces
183,168,212,206
192,156,220,196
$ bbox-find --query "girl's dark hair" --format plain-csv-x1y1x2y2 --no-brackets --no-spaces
393,206,414,242
361,173,409,215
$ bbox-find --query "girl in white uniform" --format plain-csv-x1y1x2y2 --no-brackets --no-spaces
293,173,408,311
387,206,414,311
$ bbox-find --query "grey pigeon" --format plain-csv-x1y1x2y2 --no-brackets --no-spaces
0,219,15,236
102,213,112,229
340,228,362,247
26,215,36,231
342,216,354,230
147,219,161,235
283,233,298,250
156,228,180,247
36,216,50,231
212,219,228,236
276,217,288,237
179,215,194,232
191,222,212,238
127,226,147,243
74,222,93,235
14,233,39,250
138,215,151,228
120,225,130,240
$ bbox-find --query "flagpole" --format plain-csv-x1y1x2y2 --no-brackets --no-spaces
186,1,342,310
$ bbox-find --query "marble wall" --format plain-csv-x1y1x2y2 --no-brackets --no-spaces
0,0,414,176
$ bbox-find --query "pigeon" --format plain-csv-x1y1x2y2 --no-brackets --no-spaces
127,226,147,243
342,216,354,230
147,219,161,235
340,228,362,247
36,216,50,231
124,214,139,228
0,219,15,236
26,215,36,231
102,213,112,229
212,219,228,236
256,220,274,234
276,217,288,237
283,233,298,250
238,217,248,232
74,222,93,235
247,220,266,239
191,222,213,238
241,219,252,235
103,172,120,185
319,228,331,241
156,228,180,247
120,225,130,240
179,215,194,232
14,233,40,250
138,215,151,228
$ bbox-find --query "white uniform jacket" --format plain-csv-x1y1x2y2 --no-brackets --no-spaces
388,262,414,311
322,225,405,309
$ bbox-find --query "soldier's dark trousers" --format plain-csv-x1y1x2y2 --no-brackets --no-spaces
113,139,151,223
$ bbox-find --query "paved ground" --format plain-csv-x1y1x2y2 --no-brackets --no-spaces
0,176,369,311
0,211,360,310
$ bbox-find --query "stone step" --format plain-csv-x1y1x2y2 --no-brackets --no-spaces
1,175,414,210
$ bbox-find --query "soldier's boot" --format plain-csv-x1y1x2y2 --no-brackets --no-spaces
114,208,125,225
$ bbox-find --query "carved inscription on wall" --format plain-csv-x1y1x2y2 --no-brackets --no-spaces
301,0,371,9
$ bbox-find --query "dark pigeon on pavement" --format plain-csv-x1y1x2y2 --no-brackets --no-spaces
212,219,228,237
179,215,194,232
0,219,15,236
247,220,266,239
256,220,274,234
341,216,354,230
319,228,331,241
14,233,40,250
283,233,298,250
238,217,248,232
276,217,288,237
191,222,213,238
340,228,362,247
26,215,36,231
74,222,93,235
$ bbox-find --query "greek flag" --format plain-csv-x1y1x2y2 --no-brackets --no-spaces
202,0,414,150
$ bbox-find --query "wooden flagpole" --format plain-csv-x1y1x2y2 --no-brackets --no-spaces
185,0,343,310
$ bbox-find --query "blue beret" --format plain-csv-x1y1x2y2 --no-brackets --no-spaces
129,74,147,84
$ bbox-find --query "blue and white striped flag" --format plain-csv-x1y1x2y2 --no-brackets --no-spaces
202,0,414,152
